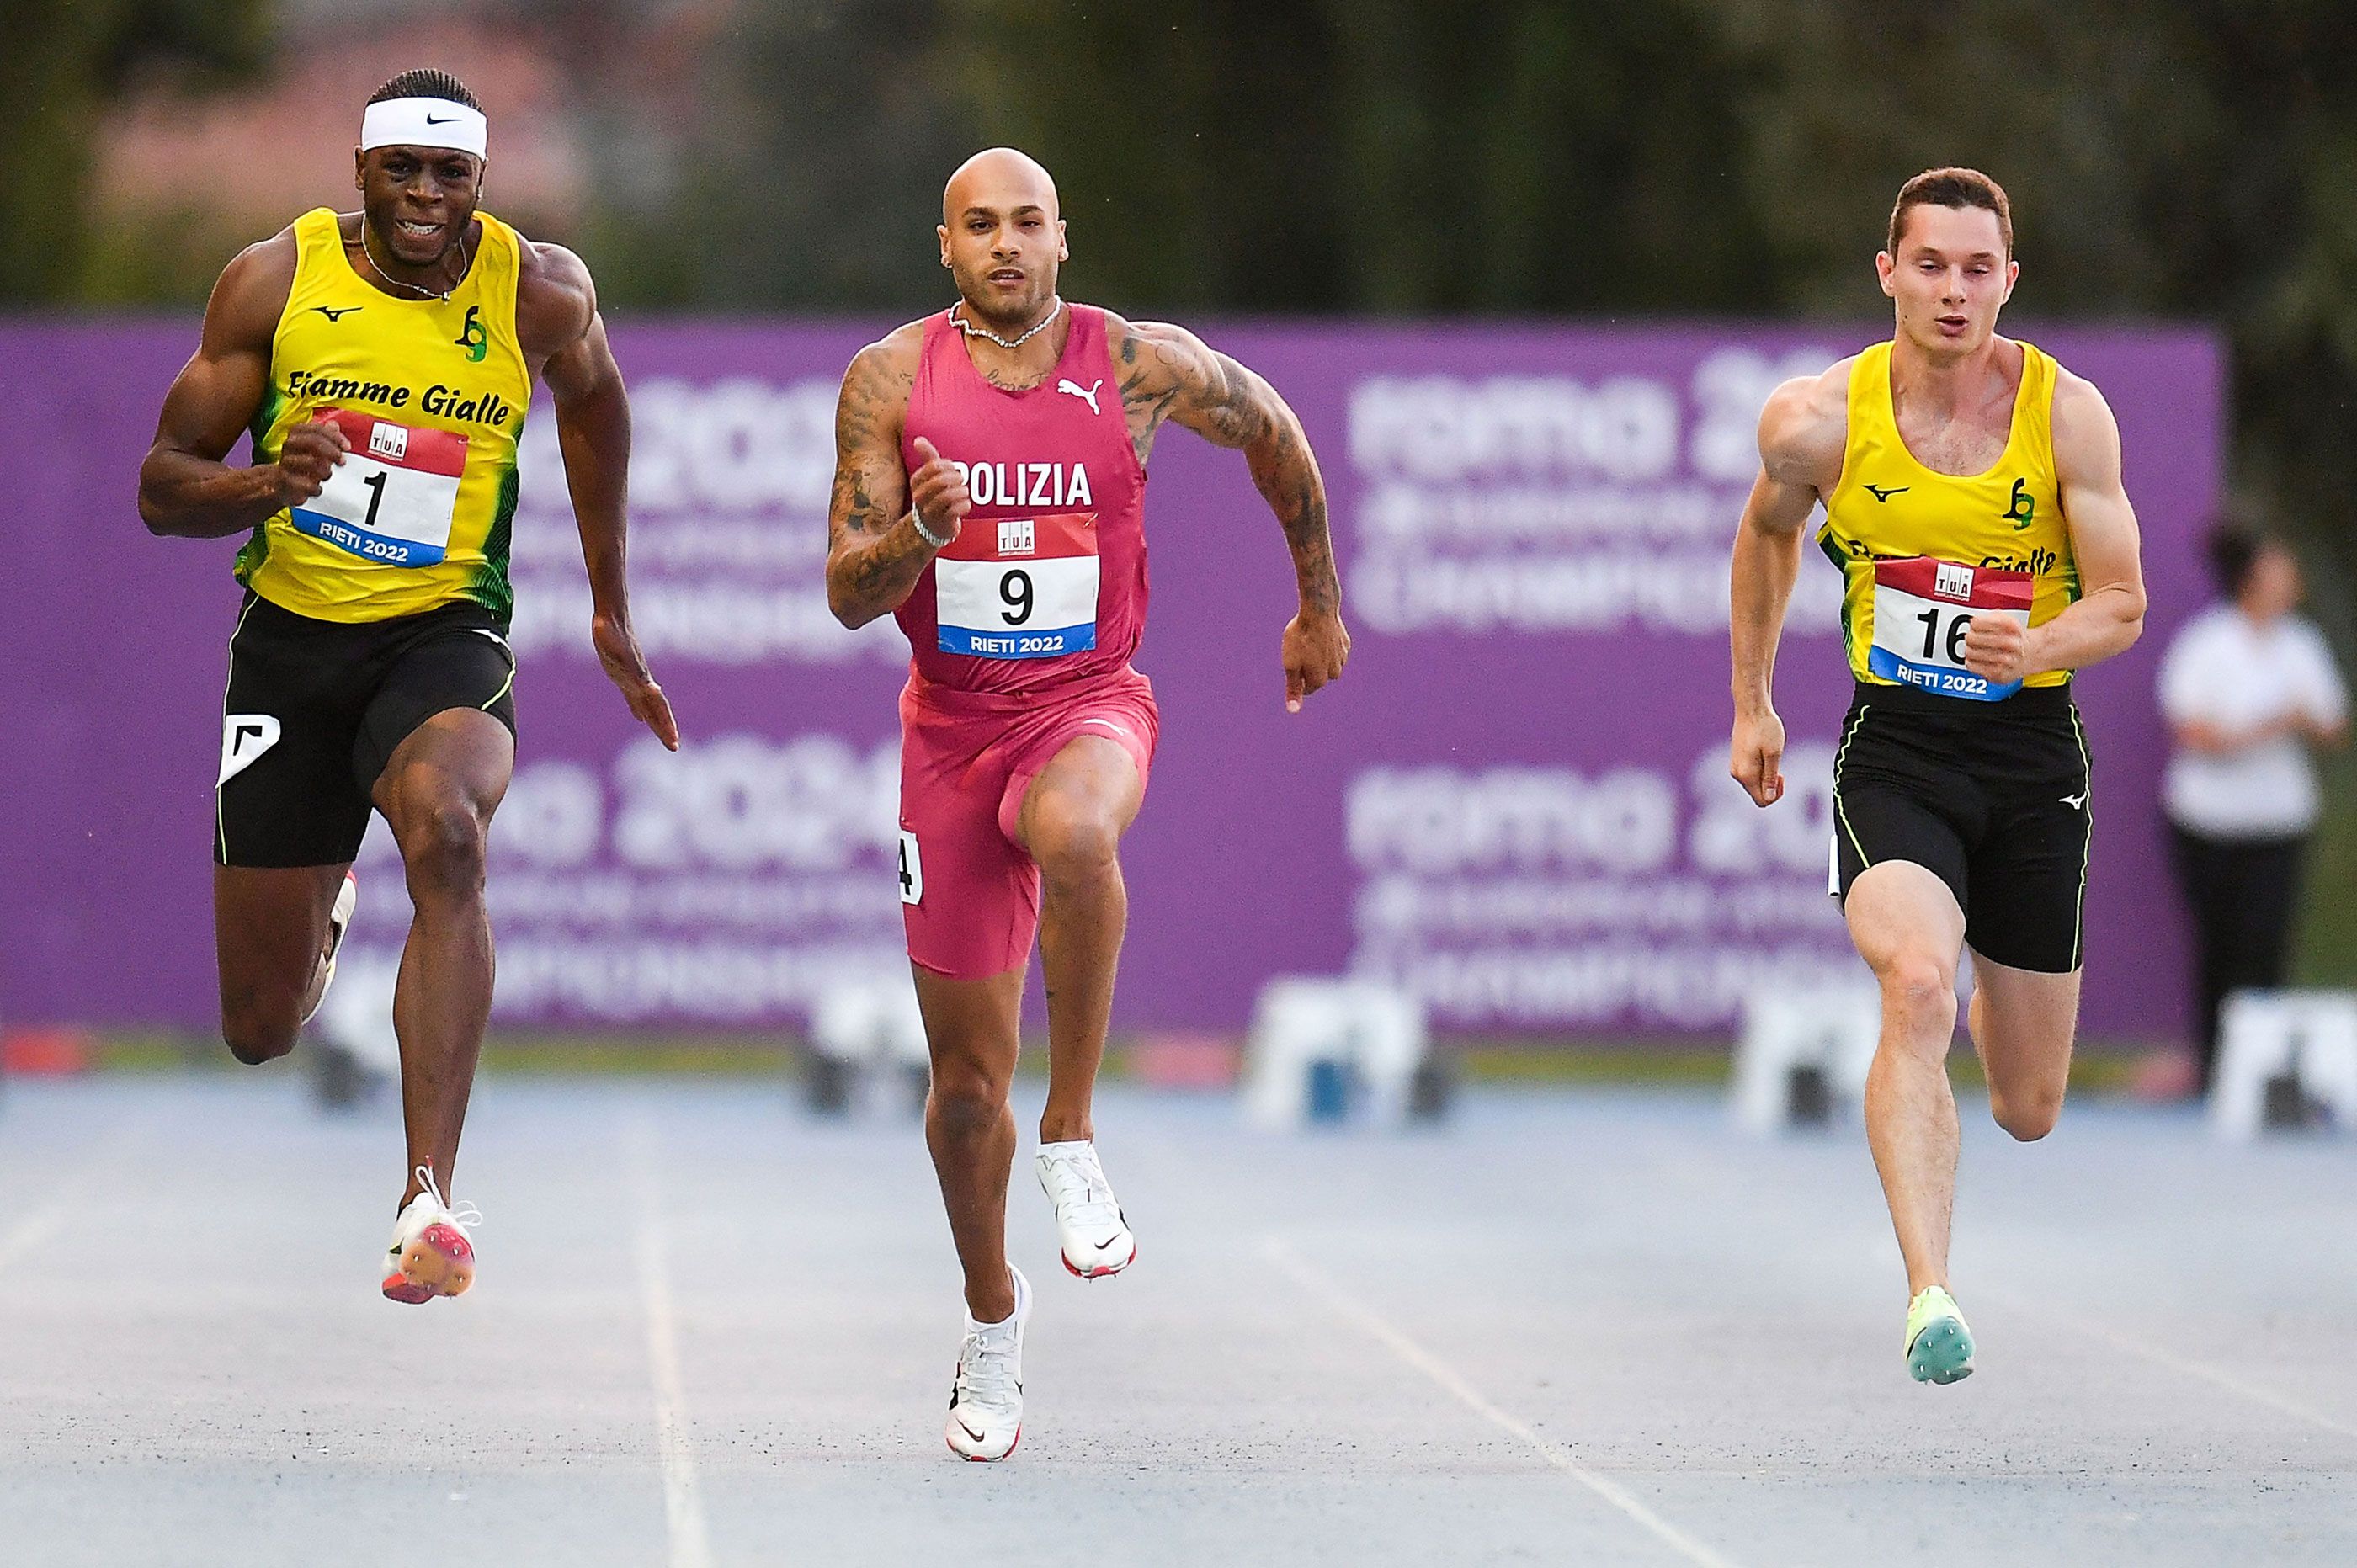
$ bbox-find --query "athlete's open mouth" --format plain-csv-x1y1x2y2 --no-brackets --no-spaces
396,219,444,241
988,268,1025,284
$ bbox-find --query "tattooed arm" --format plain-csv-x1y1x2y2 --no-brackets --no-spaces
825,327,970,630
1110,316,1350,711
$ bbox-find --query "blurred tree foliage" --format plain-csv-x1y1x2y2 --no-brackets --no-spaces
0,0,272,304
13,0,2352,598
919,0,2356,611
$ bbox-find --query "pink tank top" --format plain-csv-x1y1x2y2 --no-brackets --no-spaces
897,305,1148,699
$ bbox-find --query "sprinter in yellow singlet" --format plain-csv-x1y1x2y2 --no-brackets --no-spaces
138,69,677,1305
1726,169,2147,1383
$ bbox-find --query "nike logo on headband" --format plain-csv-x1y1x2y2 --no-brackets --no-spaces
425,114,460,125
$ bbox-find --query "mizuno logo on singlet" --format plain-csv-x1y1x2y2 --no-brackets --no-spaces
1864,483,1908,502
312,306,363,322
1056,377,1104,414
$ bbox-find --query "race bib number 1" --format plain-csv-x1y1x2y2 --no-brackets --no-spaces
934,511,1099,660
1867,556,2033,701
288,407,467,567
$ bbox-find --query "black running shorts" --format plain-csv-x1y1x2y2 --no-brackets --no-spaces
1829,680,2093,974
215,593,518,868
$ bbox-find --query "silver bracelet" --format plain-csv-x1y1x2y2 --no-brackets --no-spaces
909,509,952,549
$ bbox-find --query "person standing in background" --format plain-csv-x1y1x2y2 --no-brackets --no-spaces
2157,525,2349,1095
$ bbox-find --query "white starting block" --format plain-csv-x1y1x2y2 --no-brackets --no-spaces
1242,978,1439,1129
2211,990,2357,1140
1732,983,1883,1133
806,978,932,1117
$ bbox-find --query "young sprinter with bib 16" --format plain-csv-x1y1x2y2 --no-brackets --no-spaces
139,70,677,1305
1727,168,2146,1384
827,148,1349,1459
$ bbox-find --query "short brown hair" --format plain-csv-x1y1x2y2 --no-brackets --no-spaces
1887,167,2013,256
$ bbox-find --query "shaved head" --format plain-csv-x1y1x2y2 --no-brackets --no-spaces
937,146,1067,332
943,146,1059,226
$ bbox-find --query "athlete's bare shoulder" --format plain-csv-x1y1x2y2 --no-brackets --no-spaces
1102,310,1212,390
1103,311,1253,464
2049,363,2124,482
514,237,597,361
202,227,301,354
830,322,927,539
838,321,926,445
1756,356,1852,493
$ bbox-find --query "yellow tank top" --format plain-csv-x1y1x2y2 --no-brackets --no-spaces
1819,338,2078,699
235,206,530,624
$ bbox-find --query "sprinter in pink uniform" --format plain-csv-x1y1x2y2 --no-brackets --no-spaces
826,149,1349,1461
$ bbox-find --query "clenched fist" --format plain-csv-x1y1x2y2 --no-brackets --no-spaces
269,417,349,506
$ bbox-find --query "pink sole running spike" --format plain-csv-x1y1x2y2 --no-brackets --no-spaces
383,1223,476,1303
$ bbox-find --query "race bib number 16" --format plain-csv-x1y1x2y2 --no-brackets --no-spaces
1867,556,2033,701
288,407,468,568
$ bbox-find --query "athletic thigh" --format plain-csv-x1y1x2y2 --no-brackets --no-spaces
1834,780,1971,921
215,599,373,868
1844,858,1967,981
1964,739,2092,975
1967,949,2081,1104
355,616,517,798
898,701,1039,981
370,707,515,853
1011,734,1146,859
999,686,1160,852
214,862,348,1020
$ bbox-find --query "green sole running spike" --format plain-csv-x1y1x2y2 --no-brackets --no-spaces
1907,1316,1977,1385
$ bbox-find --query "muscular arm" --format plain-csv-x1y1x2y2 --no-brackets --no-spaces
137,234,338,538
1113,319,1349,707
523,242,677,747
1116,320,1340,616
1729,369,1847,806
1967,372,2146,683
825,331,956,630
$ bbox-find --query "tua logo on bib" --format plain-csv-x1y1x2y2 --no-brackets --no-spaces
1934,561,1975,601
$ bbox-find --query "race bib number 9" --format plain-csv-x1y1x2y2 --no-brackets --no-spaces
934,511,1099,660
287,408,467,568
1867,556,2032,701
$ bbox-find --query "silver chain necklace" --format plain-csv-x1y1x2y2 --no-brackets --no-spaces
357,219,469,302
950,295,1064,350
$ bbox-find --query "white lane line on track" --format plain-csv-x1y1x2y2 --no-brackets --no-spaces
1986,1287,2357,1442
0,1114,153,1283
624,1115,716,1568
1259,1236,1744,1568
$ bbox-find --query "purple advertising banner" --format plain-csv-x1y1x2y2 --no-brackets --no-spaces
2,319,2218,1039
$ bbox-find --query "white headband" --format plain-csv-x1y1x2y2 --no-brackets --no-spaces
360,97,487,158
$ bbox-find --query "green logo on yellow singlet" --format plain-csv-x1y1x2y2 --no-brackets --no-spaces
2003,476,2035,530
455,305,488,364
